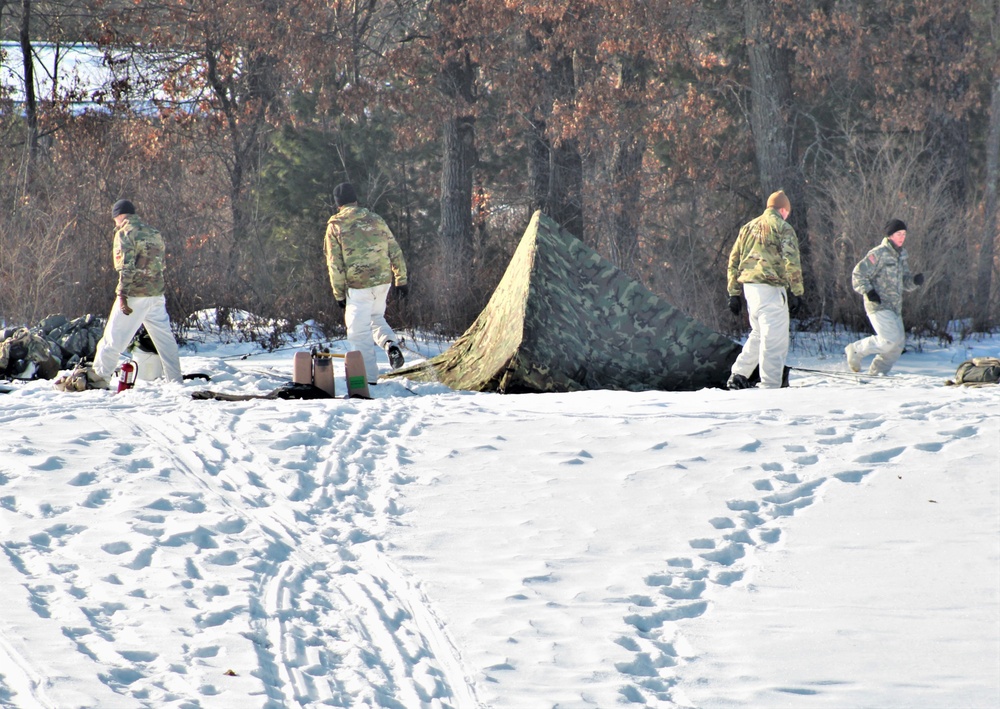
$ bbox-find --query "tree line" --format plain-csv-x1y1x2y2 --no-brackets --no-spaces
1,0,997,344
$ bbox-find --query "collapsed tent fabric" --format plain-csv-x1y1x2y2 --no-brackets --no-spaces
388,210,741,393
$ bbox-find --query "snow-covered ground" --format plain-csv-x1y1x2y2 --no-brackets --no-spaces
1,322,998,708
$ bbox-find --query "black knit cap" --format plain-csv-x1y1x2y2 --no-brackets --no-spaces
334,183,358,207
112,199,136,217
884,218,907,236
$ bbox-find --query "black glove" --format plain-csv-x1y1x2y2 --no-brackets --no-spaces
728,295,742,315
336,299,346,309
395,283,409,298
788,294,802,317
912,273,924,286
866,289,881,304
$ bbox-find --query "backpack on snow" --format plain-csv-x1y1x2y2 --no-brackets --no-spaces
946,357,1000,386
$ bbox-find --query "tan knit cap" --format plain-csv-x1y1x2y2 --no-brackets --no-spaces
766,190,791,212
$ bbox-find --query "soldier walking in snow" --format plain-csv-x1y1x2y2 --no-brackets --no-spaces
845,219,924,376
91,199,183,387
725,190,804,390
324,183,409,384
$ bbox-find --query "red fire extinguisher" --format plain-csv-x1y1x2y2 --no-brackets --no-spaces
116,359,138,393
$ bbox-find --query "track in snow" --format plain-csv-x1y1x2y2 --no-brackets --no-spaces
0,386,480,708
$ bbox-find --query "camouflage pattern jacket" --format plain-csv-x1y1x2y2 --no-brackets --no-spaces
0,327,61,379
727,207,804,296
324,206,408,301
114,215,166,298
851,238,917,315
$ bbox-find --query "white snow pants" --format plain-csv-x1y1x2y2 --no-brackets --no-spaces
345,283,397,384
853,309,905,375
93,295,183,383
731,283,790,389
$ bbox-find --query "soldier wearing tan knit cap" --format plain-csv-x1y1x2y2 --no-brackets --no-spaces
766,190,791,212
725,189,804,389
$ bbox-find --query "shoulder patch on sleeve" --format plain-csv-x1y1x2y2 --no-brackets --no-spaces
868,253,877,264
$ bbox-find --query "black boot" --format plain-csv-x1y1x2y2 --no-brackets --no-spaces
386,343,404,370
726,373,751,390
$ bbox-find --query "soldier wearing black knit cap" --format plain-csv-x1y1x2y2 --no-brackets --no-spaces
89,198,183,388
845,219,925,376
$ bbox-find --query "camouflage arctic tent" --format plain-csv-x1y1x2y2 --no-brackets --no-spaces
388,210,740,393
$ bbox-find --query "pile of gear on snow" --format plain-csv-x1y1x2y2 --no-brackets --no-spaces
945,357,1000,386
0,314,105,381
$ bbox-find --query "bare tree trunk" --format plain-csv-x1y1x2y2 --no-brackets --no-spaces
18,0,38,167
548,139,583,239
525,39,583,240
437,36,478,326
606,57,647,275
527,121,583,239
204,44,277,307
743,0,811,289
976,71,1000,331
527,116,550,210
440,113,476,261
607,136,645,273
927,8,971,204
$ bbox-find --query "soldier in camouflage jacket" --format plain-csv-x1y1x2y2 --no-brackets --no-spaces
90,199,183,387
725,190,804,389
324,183,409,383
845,219,924,375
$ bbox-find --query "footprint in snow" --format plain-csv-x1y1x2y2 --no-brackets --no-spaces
82,489,111,508
939,424,978,439
618,440,841,703
853,447,906,464
833,469,873,484
118,650,158,663
624,601,709,632
762,478,824,505
99,666,146,692
68,471,97,486
124,457,155,473
31,455,65,471
190,645,221,658
713,569,745,586
774,472,801,484
126,547,156,570
818,431,854,444
699,542,746,566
